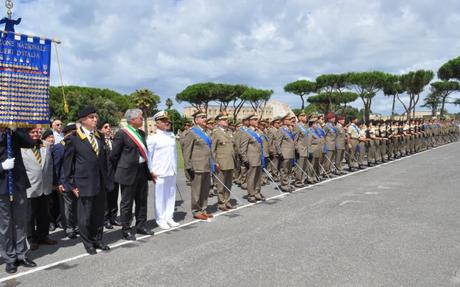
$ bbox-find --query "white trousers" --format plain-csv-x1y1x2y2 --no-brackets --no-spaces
154,176,176,224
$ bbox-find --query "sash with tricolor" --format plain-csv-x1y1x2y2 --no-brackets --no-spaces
122,125,148,162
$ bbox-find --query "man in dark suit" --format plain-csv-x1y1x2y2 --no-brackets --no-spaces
63,106,110,255
53,124,79,239
0,128,39,273
99,121,120,229
111,109,153,241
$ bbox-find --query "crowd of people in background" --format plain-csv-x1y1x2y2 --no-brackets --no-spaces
0,105,458,274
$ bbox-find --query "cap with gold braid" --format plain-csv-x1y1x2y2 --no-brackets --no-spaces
153,110,171,122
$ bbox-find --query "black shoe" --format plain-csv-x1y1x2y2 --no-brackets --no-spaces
104,221,113,229
122,231,136,241
16,258,37,268
94,242,110,251
110,218,121,226
67,231,78,239
5,263,17,274
49,223,56,232
247,197,257,203
136,227,154,235
29,242,39,251
86,247,97,255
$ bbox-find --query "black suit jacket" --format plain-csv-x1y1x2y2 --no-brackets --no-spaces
0,129,37,195
110,128,150,186
63,128,108,197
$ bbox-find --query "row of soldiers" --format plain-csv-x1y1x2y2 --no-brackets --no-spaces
179,110,459,218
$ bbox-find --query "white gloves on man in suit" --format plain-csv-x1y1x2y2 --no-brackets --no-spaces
1,158,15,170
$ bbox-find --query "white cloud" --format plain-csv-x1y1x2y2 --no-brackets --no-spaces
10,0,460,112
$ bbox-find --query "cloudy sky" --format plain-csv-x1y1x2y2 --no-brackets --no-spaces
12,0,460,114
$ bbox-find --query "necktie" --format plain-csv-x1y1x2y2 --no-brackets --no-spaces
33,146,42,165
89,133,99,156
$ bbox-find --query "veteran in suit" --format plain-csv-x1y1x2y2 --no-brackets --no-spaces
64,106,110,255
22,128,57,251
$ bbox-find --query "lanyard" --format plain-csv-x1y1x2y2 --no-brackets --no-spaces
245,129,266,168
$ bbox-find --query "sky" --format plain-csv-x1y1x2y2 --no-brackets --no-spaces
10,0,460,114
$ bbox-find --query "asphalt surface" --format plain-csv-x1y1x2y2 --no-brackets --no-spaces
1,142,460,287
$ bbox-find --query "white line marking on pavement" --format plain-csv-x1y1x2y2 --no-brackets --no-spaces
0,142,456,283
365,191,380,195
338,200,361,206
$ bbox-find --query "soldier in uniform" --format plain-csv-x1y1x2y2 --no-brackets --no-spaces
258,119,270,186
183,111,214,220
276,113,296,192
366,121,377,166
323,112,337,174
308,115,325,179
335,116,347,175
179,122,192,186
235,117,251,189
211,113,236,211
293,112,312,186
347,116,360,171
357,122,368,168
267,117,282,182
240,114,266,203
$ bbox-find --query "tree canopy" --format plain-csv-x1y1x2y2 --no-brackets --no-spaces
284,80,316,110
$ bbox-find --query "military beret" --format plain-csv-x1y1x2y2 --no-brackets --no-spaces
41,129,54,140
78,106,97,119
192,110,207,118
326,112,336,120
154,110,171,122
63,124,77,134
337,115,345,121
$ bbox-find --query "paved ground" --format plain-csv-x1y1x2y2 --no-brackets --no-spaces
1,142,460,286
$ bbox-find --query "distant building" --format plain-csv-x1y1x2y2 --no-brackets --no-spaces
119,117,157,135
183,100,293,121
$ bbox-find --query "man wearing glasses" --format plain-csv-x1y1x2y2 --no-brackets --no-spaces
51,119,64,144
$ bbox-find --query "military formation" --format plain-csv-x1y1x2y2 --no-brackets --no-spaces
181,110,460,218
0,106,458,274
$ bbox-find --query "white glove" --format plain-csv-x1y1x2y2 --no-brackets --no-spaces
1,158,15,170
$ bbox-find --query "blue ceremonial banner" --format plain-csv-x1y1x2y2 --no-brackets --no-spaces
0,31,51,127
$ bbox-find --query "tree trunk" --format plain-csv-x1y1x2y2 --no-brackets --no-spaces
300,96,305,110
391,94,396,120
440,95,447,118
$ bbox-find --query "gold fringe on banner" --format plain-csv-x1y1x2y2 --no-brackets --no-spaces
53,42,68,113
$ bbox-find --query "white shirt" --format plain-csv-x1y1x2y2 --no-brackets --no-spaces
147,129,177,177
81,126,98,150
53,130,64,144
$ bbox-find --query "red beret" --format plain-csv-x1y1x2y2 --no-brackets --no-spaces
337,115,345,121
326,112,336,120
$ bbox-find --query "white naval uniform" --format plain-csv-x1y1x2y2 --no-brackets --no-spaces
147,129,178,225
